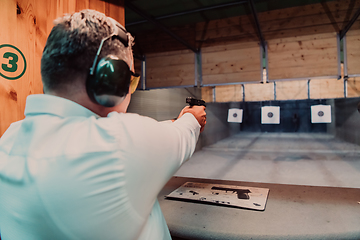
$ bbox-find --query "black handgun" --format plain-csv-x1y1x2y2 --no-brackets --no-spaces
186,97,206,107
211,186,251,200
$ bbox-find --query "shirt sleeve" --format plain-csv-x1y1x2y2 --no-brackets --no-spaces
108,112,200,218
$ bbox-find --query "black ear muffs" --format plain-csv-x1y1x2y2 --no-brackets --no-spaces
87,55,131,107
86,21,132,107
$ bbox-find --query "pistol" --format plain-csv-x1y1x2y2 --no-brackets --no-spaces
186,97,206,107
211,186,251,200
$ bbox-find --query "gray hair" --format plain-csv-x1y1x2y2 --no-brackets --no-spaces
41,9,134,93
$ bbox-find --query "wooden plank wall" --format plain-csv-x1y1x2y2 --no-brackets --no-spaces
347,77,360,98
145,50,195,88
127,0,360,102
275,80,308,101
244,82,274,102
267,33,338,80
202,42,261,85
215,85,243,103
309,78,344,99
197,0,360,102
202,78,348,102
0,0,124,137
201,86,214,103
138,0,360,89
346,29,360,76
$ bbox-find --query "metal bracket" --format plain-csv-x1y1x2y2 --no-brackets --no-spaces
212,86,216,102
343,35,348,77
242,84,245,102
274,82,276,100
336,33,342,79
260,42,269,83
195,51,203,87
140,56,146,90
344,78,348,98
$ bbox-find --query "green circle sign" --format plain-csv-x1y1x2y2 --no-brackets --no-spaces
0,44,27,80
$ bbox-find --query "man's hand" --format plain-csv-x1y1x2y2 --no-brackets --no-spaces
178,106,206,132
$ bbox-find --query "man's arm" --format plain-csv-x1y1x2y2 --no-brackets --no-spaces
117,108,205,217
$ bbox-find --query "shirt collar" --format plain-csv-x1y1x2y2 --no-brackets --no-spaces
24,94,99,118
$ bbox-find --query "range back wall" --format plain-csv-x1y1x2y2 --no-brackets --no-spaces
239,99,331,133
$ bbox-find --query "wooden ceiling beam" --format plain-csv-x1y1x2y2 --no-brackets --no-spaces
248,0,266,52
339,5,360,39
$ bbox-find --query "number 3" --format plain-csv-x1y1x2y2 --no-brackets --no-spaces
2,52,18,72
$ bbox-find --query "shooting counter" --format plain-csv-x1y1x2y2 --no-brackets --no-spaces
158,177,360,240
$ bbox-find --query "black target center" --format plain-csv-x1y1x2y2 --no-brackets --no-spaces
318,111,324,117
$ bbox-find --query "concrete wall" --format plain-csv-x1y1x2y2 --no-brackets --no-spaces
334,97,360,145
127,88,200,121
199,102,240,148
127,88,238,150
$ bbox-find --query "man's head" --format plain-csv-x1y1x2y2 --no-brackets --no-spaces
41,9,134,113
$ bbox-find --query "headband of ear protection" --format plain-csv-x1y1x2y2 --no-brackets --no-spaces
86,19,133,107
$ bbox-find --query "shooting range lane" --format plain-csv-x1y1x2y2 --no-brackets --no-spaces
159,133,360,239
175,132,360,188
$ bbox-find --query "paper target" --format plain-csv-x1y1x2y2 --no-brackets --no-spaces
228,108,243,123
311,105,331,123
261,106,280,124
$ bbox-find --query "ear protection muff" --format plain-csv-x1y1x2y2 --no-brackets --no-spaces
86,20,135,107
87,55,132,107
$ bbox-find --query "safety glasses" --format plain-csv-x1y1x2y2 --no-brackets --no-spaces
130,73,140,94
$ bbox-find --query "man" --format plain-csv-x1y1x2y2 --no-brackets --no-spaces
0,9,206,240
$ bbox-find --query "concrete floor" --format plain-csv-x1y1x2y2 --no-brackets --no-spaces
175,132,360,189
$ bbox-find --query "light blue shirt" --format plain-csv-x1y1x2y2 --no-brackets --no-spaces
0,94,200,240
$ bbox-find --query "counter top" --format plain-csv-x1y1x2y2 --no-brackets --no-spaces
158,177,360,240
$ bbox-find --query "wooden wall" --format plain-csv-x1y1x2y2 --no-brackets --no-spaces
347,77,360,98
135,0,360,94
145,50,195,88
267,33,338,80
201,86,214,103
276,80,308,101
202,42,261,85
202,77,350,102
309,78,344,99
215,85,242,103
0,0,124,136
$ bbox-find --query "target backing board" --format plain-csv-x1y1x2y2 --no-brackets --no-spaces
261,106,280,124
228,108,243,123
311,105,331,123
166,182,269,211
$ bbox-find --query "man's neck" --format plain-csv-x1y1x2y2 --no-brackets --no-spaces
45,90,129,117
